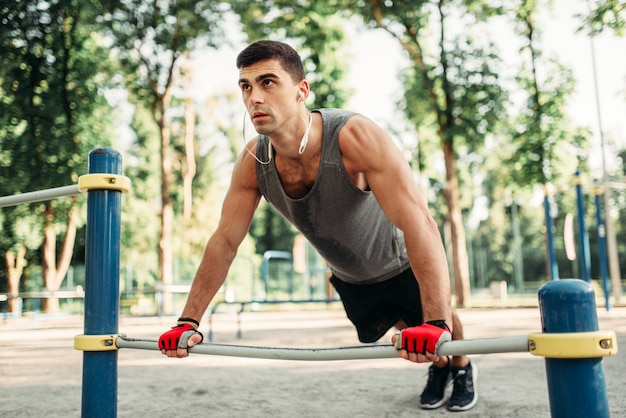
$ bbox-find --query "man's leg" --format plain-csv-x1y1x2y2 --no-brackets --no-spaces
449,310,469,367
446,311,478,411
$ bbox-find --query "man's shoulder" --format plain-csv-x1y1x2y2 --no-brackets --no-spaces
316,109,363,136
317,108,358,119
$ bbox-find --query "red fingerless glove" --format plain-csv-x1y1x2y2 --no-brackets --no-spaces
159,324,204,351
395,323,451,354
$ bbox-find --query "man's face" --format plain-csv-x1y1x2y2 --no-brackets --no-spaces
238,59,301,135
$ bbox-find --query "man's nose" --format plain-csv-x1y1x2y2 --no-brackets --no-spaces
249,89,263,105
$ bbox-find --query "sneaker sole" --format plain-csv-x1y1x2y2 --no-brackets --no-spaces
447,362,478,412
420,398,448,410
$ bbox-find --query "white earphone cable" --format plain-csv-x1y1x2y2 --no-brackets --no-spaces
242,110,272,165
298,112,313,155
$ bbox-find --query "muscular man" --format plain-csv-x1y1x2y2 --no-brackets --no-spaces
159,40,477,411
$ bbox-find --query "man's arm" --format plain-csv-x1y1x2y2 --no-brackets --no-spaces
338,115,452,327
161,142,262,357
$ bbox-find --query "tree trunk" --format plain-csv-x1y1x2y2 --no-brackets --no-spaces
5,245,26,314
41,199,78,313
182,96,196,224
368,1,473,306
442,141,471,307
158,96,174,314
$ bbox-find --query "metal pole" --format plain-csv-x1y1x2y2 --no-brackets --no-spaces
586,0,622,303
538,279,610,418
574,171,591,282
544,187,559,280
593,180,611,310
510,197,525,291
81,149,123,418
0,184,80,208
116,335,530,360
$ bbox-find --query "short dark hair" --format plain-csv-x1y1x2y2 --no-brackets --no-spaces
236,40,305,82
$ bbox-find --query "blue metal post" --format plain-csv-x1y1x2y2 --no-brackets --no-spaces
543,187,559,280
538,279,610,418
574,170,591,282
593,180,611,310
82,149,123,418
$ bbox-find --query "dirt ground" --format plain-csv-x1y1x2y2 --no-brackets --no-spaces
1,305,624,418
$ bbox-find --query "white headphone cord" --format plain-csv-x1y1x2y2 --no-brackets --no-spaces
242,110,272,165
298,112,313,155
242,110,312,163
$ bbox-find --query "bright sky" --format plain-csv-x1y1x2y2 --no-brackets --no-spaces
191,2,625,179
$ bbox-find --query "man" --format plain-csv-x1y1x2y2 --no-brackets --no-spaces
159,40,477,412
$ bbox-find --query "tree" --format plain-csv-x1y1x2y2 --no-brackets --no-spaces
506,1,588,280
0,0,116,313
357,0,507,306
577,0,624,302
100,0,227,313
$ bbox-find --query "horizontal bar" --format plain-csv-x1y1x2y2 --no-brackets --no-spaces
439,336,529,356
605,181,626,190
1,290,84,299
116,335,530,361
0,185,80,208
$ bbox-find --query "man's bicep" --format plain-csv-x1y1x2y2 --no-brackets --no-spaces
344,119,428,228
339,117,422,228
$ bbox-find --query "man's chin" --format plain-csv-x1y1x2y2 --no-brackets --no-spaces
252,123,270,135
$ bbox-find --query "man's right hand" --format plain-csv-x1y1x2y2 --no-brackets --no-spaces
159,324,204,358
392,323,451,363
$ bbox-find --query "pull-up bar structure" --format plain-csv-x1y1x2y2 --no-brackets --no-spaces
2,148,617,418
0,148,129,417
75,155,615,418
77,274,618,418
101,330,616,361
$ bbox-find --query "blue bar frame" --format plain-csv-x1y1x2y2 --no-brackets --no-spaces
593,180,611,310
538,279,610,418
574,170,591,282
81,148,123,418
543,190,559,280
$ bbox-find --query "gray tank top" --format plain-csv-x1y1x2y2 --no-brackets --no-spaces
256,108,410,284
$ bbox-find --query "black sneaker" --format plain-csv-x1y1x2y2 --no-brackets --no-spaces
448,361,478,411
419,360,451,409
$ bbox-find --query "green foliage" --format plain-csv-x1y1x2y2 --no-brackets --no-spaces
249,203,299,256
99,0,227,108
578,0,625,36
229,0,353,109
507,3,589,189
0,0,116,294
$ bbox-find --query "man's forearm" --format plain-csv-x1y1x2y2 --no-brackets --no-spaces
405,233,452,328
180,238,237,322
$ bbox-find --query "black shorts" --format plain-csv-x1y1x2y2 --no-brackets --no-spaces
330,268,423,343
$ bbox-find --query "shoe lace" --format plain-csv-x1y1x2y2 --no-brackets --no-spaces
424,365,449,392
452,369,472,394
